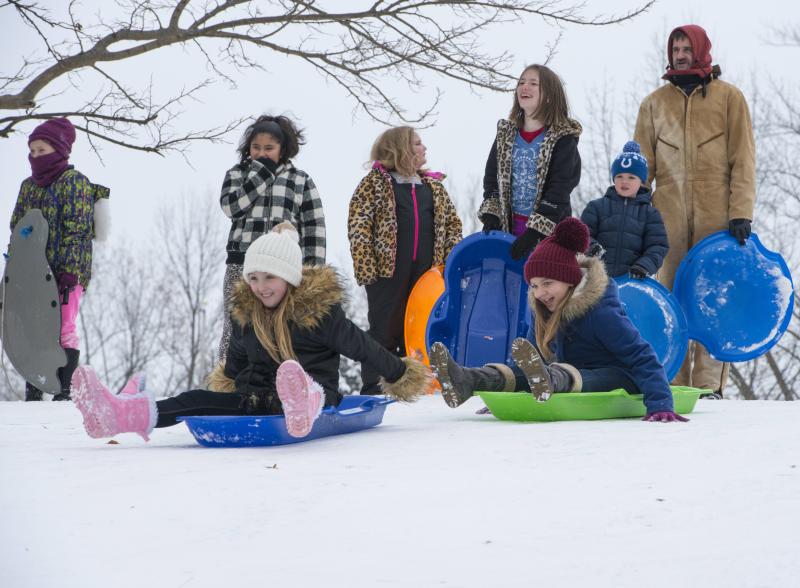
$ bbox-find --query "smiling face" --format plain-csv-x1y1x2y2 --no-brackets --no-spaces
249,132,282,163
29,139,55,158
671,36,694,71
529,276,571,312
614,173,643,198
516,69,542,117
247,271,289,309
412,133,427,169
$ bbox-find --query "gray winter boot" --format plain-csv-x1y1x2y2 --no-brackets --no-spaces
429,342,515,408
511,338,581,401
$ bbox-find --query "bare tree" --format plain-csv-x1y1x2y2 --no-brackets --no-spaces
1,0,653,154
156,191,226,394
79,243,173,393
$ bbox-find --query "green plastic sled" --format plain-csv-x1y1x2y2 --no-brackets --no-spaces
476,386,704,422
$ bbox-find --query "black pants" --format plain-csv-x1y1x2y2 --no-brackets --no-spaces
156,389,247,428
361,260,431,394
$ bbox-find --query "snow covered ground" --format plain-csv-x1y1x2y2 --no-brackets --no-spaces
2,395,799,588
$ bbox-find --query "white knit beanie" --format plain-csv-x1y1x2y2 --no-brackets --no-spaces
242,221,303,286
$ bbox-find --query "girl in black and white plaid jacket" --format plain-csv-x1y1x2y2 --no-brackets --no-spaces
218,115,326,360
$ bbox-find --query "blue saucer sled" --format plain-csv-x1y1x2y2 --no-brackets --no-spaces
672,231,794,362
180,396,393,447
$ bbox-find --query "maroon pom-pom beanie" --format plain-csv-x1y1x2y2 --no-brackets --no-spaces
29,117,76,158
524,217,590,285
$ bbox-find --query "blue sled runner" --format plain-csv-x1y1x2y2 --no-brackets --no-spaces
179,395,393,447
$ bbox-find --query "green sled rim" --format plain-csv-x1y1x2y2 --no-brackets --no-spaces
476,386,705,422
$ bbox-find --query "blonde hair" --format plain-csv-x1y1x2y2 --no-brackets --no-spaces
530,286,574,361
250,286,297,363
370,126,419,177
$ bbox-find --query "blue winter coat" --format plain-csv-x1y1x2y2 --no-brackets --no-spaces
528,256,674,413
580,186,668,278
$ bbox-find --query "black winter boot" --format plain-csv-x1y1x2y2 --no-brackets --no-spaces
25,382,44,402
429,342,512,408
53,348,80,401
511,338,579,401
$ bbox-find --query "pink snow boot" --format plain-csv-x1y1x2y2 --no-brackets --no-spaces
276,360,325,438
72,366,157,441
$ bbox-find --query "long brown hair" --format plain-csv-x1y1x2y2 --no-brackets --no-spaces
370,126,419,177
530,285,575,361
509,64,571,129
250,286,297,363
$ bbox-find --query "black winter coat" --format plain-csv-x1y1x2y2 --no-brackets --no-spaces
224,266,406,413
580,186,669,278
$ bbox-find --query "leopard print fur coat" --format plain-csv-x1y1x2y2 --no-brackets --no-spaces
348,162,463,286
480,118,582,237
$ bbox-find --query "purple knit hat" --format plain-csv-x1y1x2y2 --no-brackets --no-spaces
524,217,590,285
29,117,76,158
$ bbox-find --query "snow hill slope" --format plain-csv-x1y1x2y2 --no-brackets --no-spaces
2,396,799,588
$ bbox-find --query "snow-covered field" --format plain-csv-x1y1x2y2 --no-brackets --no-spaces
2,396,799,588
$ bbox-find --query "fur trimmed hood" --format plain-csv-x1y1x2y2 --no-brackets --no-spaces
528,254,609,324
230,264,344,330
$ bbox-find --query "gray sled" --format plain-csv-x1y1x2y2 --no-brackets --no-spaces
1,209,66,394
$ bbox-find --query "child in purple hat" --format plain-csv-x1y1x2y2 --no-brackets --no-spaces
9,117,111,401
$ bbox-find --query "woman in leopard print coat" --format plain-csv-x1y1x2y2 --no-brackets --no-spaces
480,64,582,261
348,126,462,394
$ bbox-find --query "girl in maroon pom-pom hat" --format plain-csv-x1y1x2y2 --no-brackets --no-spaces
429,217,688,423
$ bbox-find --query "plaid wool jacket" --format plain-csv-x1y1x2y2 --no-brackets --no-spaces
220,159,326,265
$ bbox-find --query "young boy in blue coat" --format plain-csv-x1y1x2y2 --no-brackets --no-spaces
429,217,687,423
580,141,668,279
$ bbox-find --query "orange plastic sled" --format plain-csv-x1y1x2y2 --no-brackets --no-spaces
404,266,445,393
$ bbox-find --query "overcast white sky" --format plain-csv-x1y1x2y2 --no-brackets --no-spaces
2,1,798,274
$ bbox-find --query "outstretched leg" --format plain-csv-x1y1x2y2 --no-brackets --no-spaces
429,342,515,408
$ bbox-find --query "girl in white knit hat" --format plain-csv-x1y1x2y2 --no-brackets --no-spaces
70,222,429,440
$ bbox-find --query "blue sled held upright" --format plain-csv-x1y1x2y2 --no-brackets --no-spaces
179,396,394,447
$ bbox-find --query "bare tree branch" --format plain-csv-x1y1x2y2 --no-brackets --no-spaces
1,0,654,153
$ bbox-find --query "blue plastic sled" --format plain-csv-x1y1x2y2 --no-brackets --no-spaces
426,231,530,368
615,276,689,380
673,231,795,361
179,396,394,447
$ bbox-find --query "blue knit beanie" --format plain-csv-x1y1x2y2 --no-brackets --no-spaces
610,141,648,184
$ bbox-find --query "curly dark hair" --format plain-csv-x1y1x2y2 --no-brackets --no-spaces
237,114,306,165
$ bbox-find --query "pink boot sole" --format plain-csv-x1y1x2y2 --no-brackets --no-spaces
276,360,324,438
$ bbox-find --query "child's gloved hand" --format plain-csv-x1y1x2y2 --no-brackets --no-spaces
255,157,279,174
480,213,502,234
728,218,751,245
56,272,78,293
509,228,544,260
643,411,689,422
629,265,648,280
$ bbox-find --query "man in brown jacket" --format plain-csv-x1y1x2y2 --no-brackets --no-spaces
634,24,756,396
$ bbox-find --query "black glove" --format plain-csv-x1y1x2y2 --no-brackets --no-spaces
629,265,648,280
255,157,279,174
510,228,544,261
480,214,502,234
729,218,751,245
586,242,605,258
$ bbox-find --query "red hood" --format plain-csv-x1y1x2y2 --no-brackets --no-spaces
663,24,715,79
